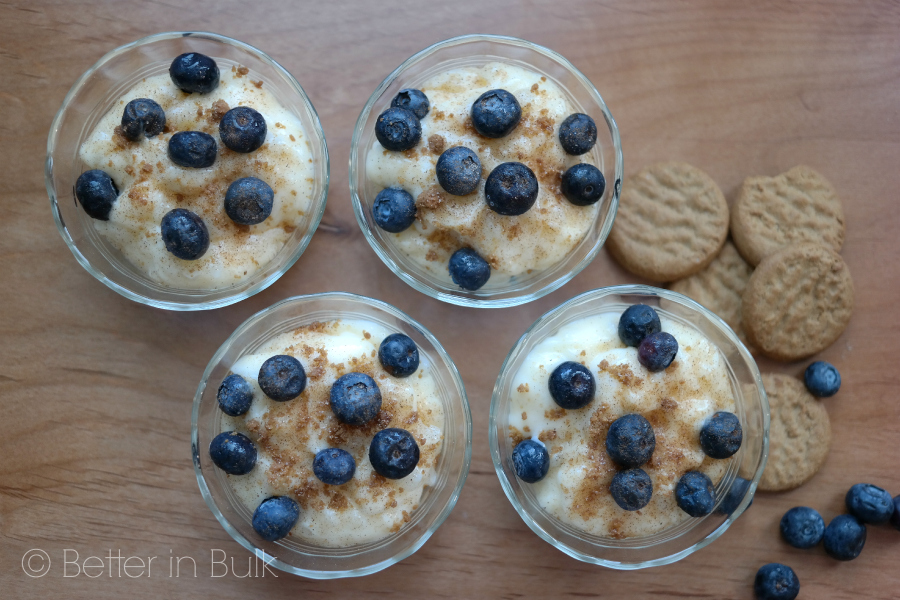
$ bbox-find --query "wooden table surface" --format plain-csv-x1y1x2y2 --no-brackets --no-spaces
3,1,899,598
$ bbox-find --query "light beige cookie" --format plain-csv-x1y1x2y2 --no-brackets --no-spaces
743,243,853,361
731,165,845,266
759,373,831,492
607,162,729,281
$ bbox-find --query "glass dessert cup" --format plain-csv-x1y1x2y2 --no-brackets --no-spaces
46,31,329,310
192,292,471,578
489,285,769,569
349,34,622,308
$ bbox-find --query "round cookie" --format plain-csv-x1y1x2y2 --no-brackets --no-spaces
743,243,853,361
607,162,729,281
759,373,831,492
731,165,845,266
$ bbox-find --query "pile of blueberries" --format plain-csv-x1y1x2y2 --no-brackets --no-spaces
371,85,607,292
208,332,424,542
75,52,275,262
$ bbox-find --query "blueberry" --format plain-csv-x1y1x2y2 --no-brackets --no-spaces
675,471,715,517
561,163,606,206
638,331,678,372
484,162,539,216
436,146,482,196
846,483,894,524
208,431,257,475
448,247,491,291
374,106,421,151
754,563,800,600
823,514,866,561
169,52,219,94
312,448,356,485
512,439,550,483
369,428,420,479
224,177,274,225
121,98,166,141
548,361,595,410
390,88,430,119
160,208,209,260
470,89,521,138
780,506,825,549
372,187,417,233
610,468,653,511
804,361,841,397
617,304,661,347
220,106,267,153
699,411,743,459
717,476,753,515
75,169,118,220
605,414,656,468
378,333,419,378
890,495,900,531
258,355,306,401
558,113,598,155
216,374,254,416
168,131,217,168
330,372,382,426
252,496,299,542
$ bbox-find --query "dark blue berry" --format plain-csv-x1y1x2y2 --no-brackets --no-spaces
638,331,678,372
436,146,481,196
448,247,491,291
75,169,118,220
121,98,166,141
605,414,656,468
823,514,866,561
378,333,419,378
470,89,521,138
170,52,219,94
675,471,715,517
390,88,430,119
484,162,539,216
313,448,356,485
258,355,306,401
369,428,420,479
846,483,894,524
780,506,825,549
699,411,743,459
558,113,598,155
754,563,800,600
512,439,550,483
804,361,841,397
717,476,753,515
216,374,254,416
220,106,267,153
890,495,900,531
618,304,661,347
161,208,209,260
224,177,274,225
548,361,595,409
610,468,653,511
330,372,382,426
209,431,257,475
168,131,217,168
252,496,299,542
561,163,606,206
372,187,417,233
374,106,421,151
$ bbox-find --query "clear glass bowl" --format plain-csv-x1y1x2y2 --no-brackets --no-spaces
489,285,769,569
46,31,329,311
349,34,622,308
192,292,471,578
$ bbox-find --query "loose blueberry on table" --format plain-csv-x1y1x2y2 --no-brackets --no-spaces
609,468,653,511
617,304,662,347
436,146,482,196
224,177,274,225
167,130,218,168
390,88,430,119
846,483,894,524
312,448,356,486
470,88,521,138
208,431,257,475
512,439,550,483
378,333,420,378
121,98,166,141
75,169,119,220
699,411,742,459
220,106,267,153
548,361,595,410
160,208,210,260
375,106,421,151
448,247,491,291
561,163,606,206
369,428,420,479
638,331,678,372
803,360,841,397
605,414,656,468
169,52,220,94
258,355,307,401
780,506,825,549
252,496,300,542
372,187,417,233
330,372,382,426
823,514,866,561
484,161,539,216
558,113,597,156
675,471,715,517
754,563,800,600
216,373,254,416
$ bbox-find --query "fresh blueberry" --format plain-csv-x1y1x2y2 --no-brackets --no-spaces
258,355,306,401
754,563,800,600
169,52,219,94
548,361,595,410
699,411,743,459
252,496,299,542
561,163,606,206
369,428,420,479
449,247,491,291
75,169,118,220
168,131,217,168
378,333,419,378
372,187,417,233
484,162,539,216
374,106,421,151
224,177,274,225
717,476,753,515
890,495,900,530
605,414,656,468
558,113,598,155
618,304,661,347
330,372,382,426
390,88,430,119
804,361,841,397
610,468,653,511
846,483,894,524
638,331,678,372
470,89,521,138
823,514,866,561
675,471,716,517
312,448,356,485
160,208,209,260
220,106,267,153
780,506,825,549
436,146,482,196
512,439,550,483
121,98,166,141
216,374,254,416
208,431,257,475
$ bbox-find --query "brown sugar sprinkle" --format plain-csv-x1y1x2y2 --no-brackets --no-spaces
521,411,528,420
363,331,371,340
289,134,296,142
416,185,444,211
509,426,527,447
506,222,522,241
112,125,129,149
127,187,148,206
206,99,230,123
327,493,350,512
236,65,249,76
660,397,678,411
404,411,419,425
425,250,439,262
545,407,566,420
531,83,539,93
402,510,411,523
427,134,445,155
598,359,642,388
517,383,530,393
403,147,418,159
124,165,135,176
282,224,296,234
275,122,286,129
139,162,153,175
251,79,263,88
538,429,558,443
291,190,297,196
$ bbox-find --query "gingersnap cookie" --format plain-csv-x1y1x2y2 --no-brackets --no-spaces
607,162,729,281
759,373,831,492
743,243,853,361
731,165,845,266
